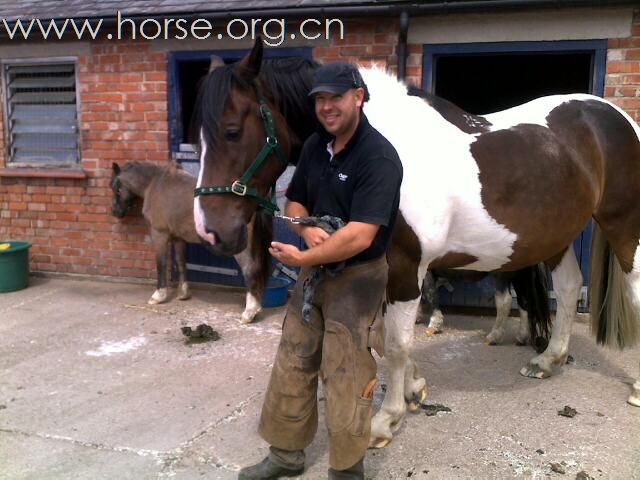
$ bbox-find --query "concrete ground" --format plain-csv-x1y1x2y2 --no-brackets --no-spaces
1,276,639,480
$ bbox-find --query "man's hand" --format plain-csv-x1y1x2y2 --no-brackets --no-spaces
269,221,378,268
300,226,330,248
269,241,306,267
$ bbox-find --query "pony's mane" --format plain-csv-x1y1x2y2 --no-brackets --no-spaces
122,160,167,177
117,161,180,192
121,161,172,176
192,56,319,156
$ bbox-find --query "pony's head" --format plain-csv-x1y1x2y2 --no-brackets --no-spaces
192,40,316,255
110,162,136,218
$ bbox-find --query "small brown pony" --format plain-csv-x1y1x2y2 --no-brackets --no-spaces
110,161,271,323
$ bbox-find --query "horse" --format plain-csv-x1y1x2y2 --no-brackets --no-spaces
110,161,271,324
419,265,550,351
191,41,640,448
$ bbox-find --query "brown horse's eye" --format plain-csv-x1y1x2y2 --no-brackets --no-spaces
224,129,241,142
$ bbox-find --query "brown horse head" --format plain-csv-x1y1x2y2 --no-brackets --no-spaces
110,162,137,218
110,161,165,219
193,40,317,255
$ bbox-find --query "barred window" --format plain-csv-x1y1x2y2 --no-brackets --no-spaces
2,60,79,165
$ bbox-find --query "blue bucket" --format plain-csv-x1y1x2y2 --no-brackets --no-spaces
261,276,293,308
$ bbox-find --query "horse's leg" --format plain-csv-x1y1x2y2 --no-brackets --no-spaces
404,353,428,412
520,246,580,378
370,297,423,448
620,254,640,406
515,308,531,346
420,271,444,336
602,262,640,406
234,248,263,324
148,230,170,305
174,239,190,300
626,268,640,405
486,275,512,345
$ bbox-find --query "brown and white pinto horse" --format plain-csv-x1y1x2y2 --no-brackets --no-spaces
192,41,640,447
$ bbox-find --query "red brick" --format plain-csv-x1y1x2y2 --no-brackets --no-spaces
339,46,370,56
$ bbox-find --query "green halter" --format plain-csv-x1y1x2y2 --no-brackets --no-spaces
193,81,288,216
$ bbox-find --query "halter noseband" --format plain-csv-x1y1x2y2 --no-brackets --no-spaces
193,81,288,216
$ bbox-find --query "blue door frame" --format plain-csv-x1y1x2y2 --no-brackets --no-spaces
421,40,608,311
167,47,311,287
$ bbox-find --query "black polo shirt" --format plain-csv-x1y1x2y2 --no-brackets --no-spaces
286,113,403,265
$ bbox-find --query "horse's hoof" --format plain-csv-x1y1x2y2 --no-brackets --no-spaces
425,327,441,337
406,384,428,412
485,328,505,345
148,289,168,305
627,392,640,407
240,314,253,324
176,284,190,301
368,436,392,449
519,364,550,379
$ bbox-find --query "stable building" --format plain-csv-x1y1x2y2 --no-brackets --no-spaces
0,0,638,307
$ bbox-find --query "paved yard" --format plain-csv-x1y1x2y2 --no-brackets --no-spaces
1,276,639,479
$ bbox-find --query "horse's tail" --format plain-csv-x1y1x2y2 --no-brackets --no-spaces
589,222,640,349
511,263,552,344
250,210,274,293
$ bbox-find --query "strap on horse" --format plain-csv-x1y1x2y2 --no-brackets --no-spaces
194,80,288,216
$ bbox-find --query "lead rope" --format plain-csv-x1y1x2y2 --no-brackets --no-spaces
290,215,347,323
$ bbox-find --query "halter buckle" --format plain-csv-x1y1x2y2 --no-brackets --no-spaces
231,181,248,196
259,103,269,120
266,136,278,146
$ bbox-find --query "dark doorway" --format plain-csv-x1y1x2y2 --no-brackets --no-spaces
422,41,607,310
434,52,592,114
177,60,210,144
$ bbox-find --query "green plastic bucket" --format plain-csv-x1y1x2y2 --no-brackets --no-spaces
0,240,31,292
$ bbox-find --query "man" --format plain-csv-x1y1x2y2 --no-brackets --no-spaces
239,62,403,480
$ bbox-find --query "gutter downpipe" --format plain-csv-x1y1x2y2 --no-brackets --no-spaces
397,10,410,81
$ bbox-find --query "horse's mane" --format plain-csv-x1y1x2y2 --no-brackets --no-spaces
120,161,162,176
117,161,186,192
192,56,319,158
406,85,491,133
121,160,182,176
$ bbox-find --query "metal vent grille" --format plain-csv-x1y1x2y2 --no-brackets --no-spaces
4,62,78,164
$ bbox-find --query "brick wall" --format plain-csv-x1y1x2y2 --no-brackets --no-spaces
0,40,169,279
605,9,640,122
312,18,423,88
2,10,640,283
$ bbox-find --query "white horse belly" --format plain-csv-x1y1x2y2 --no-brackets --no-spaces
362,68,518,272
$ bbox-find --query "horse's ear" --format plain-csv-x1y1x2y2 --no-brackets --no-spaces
236,38,264,82
112,162,120,174
208,55,224,72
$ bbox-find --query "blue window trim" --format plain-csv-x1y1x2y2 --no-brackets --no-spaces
167,47,312,154
422,40,608,97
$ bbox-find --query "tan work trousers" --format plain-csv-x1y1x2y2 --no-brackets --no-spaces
258,256,388,471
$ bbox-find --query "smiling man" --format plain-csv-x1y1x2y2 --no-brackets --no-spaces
239,62,403,480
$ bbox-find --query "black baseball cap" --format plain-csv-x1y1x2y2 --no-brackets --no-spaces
308,62,365,96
